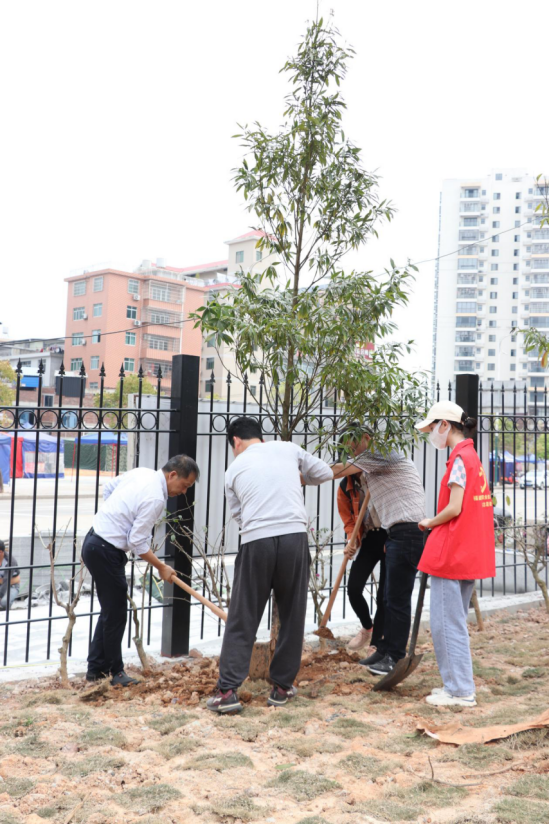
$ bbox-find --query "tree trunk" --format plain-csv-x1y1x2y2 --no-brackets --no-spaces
58,608,76,688
248,599,280,681
470,589,484,631
128,594,152,671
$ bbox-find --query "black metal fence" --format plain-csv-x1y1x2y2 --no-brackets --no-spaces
0,355,547,669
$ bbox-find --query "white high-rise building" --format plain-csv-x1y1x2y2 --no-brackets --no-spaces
433,169,548,405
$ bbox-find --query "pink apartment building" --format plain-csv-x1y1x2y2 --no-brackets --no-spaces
64,268,206,392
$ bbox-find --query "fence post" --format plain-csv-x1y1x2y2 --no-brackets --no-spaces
161,354,200,657
455,373,479,451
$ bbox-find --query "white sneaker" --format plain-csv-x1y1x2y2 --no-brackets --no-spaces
347,628,372,651
425,692,477,707
430,686,449,695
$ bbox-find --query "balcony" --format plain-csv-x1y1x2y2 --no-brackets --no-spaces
457,274,477,285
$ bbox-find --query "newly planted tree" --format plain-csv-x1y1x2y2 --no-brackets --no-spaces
193,16,425,451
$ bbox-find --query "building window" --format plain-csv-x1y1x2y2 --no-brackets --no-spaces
457,302,477,312
492,221,500,229
70,358,83,371
490,266,498,273
511,335,516,342
72,333,83,346
43,395,54,408
249,385,257,396
490,291,497,298
489,307,497,314
255,250,262,262
490,278,498,285
91,330,101,344
235,250,244,264
512,292,518,299
207,337,215,348
510,349,516,357
491,250,499,257
488,349,496,356
495,173,502,180
73,307,85,321
488,363,496,371
511,320,518,327
513,264,519,271
489,320,497,327
125,331,136,346
464,218,478,226
492,235,499,243
73,280,86,296
123,358,135,372
493,193,501,200
510,365,516,372
128,278,139,296
515,206,521,214
489,335,496,342
127,305,137,320
513,249,520,257
512,307,518,313
205,380,214,394
89,381,99,390
514,235,520,242
513,277,518,284
493,207,500,214
90,356,100,369
93,276,103,292
93,303,103,317
206,357,215,371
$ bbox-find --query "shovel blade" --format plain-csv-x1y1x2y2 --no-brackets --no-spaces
372,652,424,692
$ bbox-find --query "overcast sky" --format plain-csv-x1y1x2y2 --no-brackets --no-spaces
1,0,548,374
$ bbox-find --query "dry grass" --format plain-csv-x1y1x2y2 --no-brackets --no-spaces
267,768,341,801
116,783,182,813
183,751,254,771
492,797,548,824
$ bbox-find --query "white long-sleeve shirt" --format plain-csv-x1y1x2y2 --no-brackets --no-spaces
92,467,168,557
224,441,333,544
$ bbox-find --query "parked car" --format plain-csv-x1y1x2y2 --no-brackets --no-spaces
519,471,547,490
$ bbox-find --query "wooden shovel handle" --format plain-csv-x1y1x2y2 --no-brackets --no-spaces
319,490,371,628
170,574,228,622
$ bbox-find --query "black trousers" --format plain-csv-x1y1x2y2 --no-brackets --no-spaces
347,528,387,647
377,522,424,661
218,533,311,692
81,530,129,676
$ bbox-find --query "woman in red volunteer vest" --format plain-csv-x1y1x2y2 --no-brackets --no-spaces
416,401,495,708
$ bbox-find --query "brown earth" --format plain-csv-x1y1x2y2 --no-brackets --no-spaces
0,605,548,824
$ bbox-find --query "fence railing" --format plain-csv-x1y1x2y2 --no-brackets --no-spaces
0,356,547,668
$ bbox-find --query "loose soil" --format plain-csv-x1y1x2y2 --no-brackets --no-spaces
0,606,547,824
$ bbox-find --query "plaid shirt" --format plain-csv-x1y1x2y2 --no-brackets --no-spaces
352,450,426,530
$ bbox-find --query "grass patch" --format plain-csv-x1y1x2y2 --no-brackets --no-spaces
366,780,468,822
197,794,271,822
117,784,182,814
337,753,395,778
146,711,194,735
328,717,375,739
445,743,514,769
275,736,343,758
35,796,96,822
12,733,57,757
183,751,253,771
382,732,441,755
501,727,549,750
0,714,35,735
268,769,340,801
80,725,127,749
24,690,72,707
154,737,198,758
507,774,548,800
4,777,34,798
263,708,317,732
295,818,331,824
215,716,263,742
60,754,125,777
490,681,532,697
522,667,548,679
493,797,548,824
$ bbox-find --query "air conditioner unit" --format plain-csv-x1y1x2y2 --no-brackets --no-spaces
81,340,87,346
134,320,141,327
83,313,88,320
133,294,140,300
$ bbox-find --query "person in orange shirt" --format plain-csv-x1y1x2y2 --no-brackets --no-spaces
337,474,386,655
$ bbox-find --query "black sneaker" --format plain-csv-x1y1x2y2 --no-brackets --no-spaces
267,686,298,707
85,671,107,683
367,654,396,676
206,689,242,714
358,650,384,668
111,671,139,687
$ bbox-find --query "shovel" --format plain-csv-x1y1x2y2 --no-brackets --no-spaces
170,574,228,622
314,490,370,640
372,570,428,691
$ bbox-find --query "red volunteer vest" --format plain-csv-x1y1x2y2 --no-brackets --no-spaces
418,439,496,580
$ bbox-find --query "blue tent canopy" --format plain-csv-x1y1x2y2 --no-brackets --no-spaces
19,431,64,479
0,433,11,484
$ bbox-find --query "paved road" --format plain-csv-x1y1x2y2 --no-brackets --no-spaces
0,498,97,538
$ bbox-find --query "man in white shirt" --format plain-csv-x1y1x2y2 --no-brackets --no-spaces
82,454,199,686
207,416,333,714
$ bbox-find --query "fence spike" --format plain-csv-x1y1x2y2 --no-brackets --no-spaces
15,360,22,375
38,359,45,375
79,362,87,377
156,365,163,380
59,361,66,376
99,363,106,378
119,363,126,378
226,372,232,384
138,365,144,379
210,370,215,382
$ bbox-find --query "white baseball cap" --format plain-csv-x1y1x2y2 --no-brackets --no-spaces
415,401,464,433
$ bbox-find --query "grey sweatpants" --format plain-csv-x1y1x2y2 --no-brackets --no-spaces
430,576,476,697
218,532,310,692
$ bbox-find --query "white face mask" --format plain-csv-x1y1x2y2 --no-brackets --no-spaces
428,421,449,450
